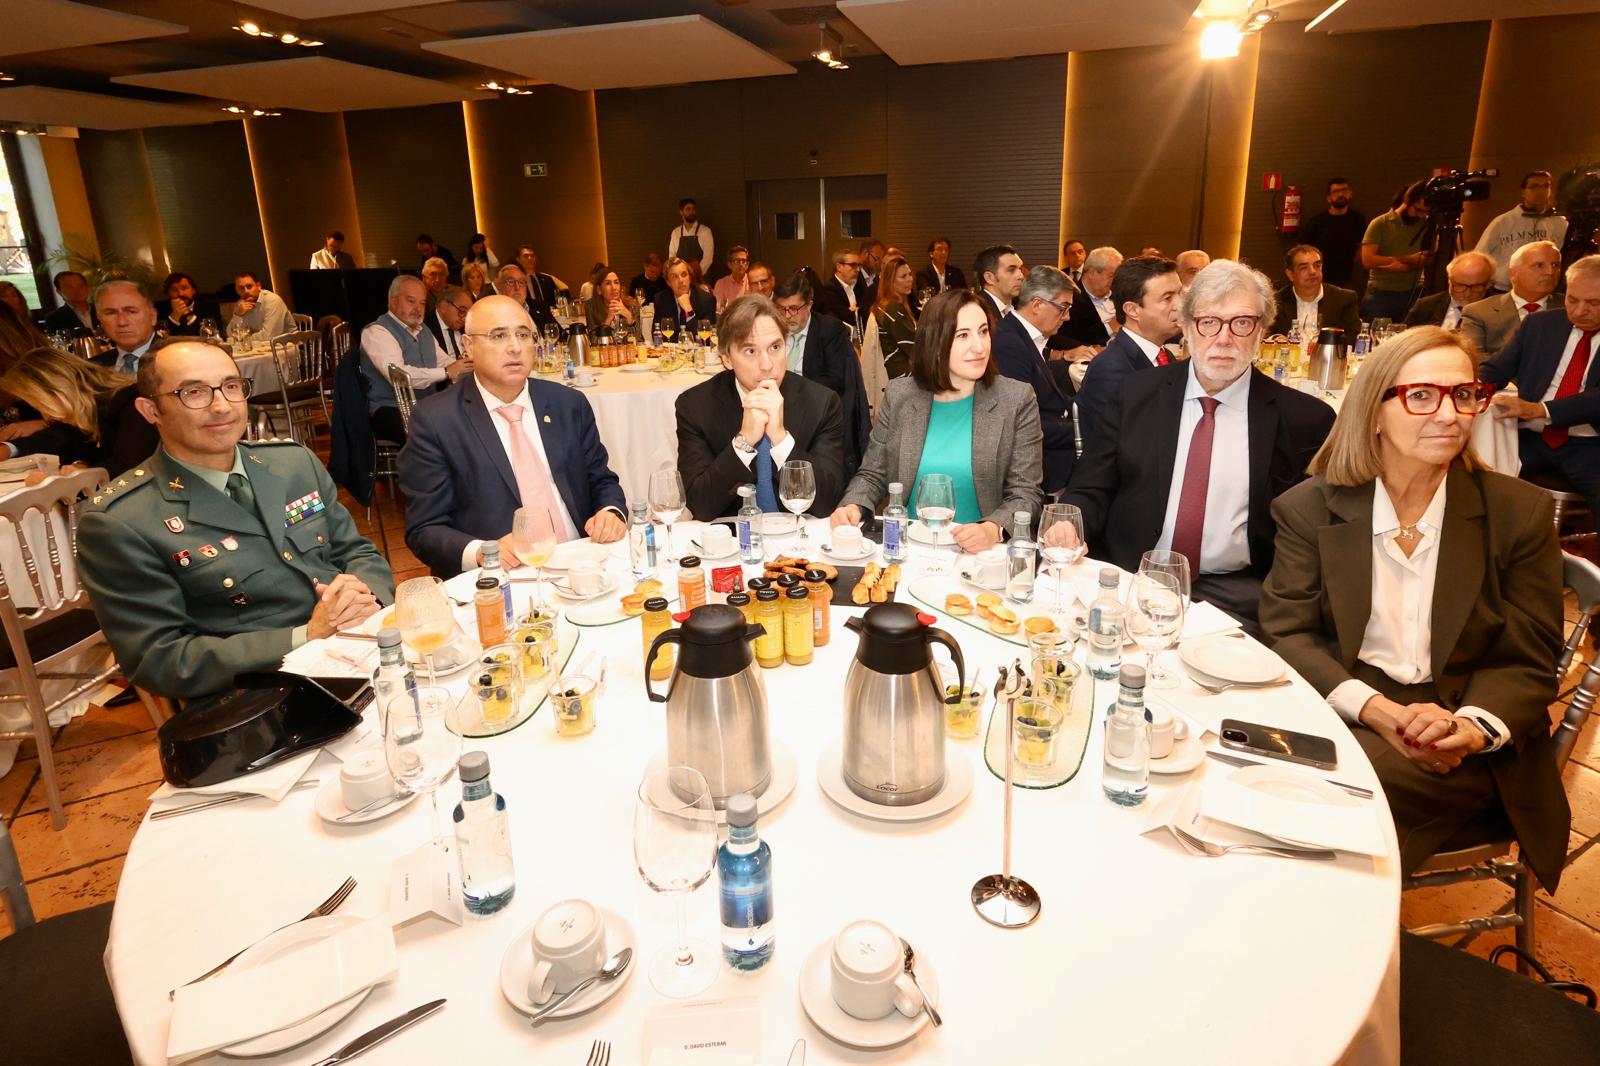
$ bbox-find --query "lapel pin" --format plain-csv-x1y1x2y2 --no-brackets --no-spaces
199,544,219,558
173,551,191,568
168,477,185,491
134,469,145,477
543,414,552,423
220,535,240,552
165,516,184,533
116,478,128,487
248,454,264,465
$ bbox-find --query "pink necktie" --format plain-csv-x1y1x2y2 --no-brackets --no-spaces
1171,397,1220,573
495,404,572,542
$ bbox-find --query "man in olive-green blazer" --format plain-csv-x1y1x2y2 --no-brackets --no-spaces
77,340,393,699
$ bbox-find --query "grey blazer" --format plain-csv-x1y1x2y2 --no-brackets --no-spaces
840,376,1043,529
1460,291,1560,359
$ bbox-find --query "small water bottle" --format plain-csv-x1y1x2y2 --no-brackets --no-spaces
736,484,764,564
564,356,575,382
454,751,516,915
718,793,774,970
1087,567,1124,680
1102,665,1151,807
652,323,664,348
1354,323,1372,357
1006,510,1035,604
479,541,513,625
372,627,415,718
881,481,907,563
629,501,657,580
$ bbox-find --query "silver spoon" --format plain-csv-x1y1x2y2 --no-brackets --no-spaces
899,938,941,1026
335,791,408,822
529,948,633,1026
1187,674,1293,695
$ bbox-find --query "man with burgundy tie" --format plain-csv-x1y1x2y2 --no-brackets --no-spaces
1059,260,1335,631
1483,255,1600,515
1072,255,1184,452
399,296,627,579
1460,240,1563,359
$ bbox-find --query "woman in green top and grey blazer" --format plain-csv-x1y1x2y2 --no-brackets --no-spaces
830,288,1043,553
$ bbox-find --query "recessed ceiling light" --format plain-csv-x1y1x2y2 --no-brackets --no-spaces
239,21,261,36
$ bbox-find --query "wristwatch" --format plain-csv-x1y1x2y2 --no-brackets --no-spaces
732,433,757,457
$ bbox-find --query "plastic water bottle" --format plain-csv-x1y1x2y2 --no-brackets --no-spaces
736,484,764,564
563,357,575,383
718,793,774,970
881,481,907,563
454,751,516,915
479,541,512,626
1102,665,1151,806
1006,510,1035,604
372,627,415,716
1087,567,1124,681
1354,322,1372,357
629,501,657,581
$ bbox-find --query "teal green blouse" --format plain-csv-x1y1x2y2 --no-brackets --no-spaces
912,393,982,524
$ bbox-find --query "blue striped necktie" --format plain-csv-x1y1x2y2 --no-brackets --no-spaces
754,437,778,512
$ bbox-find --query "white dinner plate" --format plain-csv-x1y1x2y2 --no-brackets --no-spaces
1149,732,1205,775
313,776,417,826
762,512,802,537
642,741,798,823
219,915,376,1057
549,572,620,603
543,541,612,573
815,739,974,823
798,938,940,1050
906,520,947,546
500,906,636,1021
620,362,656,373
1226,765,1361,850
1180,635,1284,685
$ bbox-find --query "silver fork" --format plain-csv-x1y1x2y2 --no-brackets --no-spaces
171,876,358,996
585,1039,611,1066
1169,824,1335,860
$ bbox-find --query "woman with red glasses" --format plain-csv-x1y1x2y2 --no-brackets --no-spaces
1260,324,1569,893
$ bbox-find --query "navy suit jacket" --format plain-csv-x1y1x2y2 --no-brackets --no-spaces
799,312,871,468
399,375,626,577
1048,286,1111,351
1482,309,1600,434
991,312,1075,492
1073,328,1159,451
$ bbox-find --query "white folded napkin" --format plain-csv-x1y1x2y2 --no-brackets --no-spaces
1201,773,1384,855
1180,599,1241,640
166,916,397,1063
149,748,318,807
281,635,380,679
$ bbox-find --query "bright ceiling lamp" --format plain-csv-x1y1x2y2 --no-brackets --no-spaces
1200,20,1243,59
812,22,849,70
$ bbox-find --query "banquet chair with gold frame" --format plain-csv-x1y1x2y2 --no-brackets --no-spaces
1403,552,1600,968
0,467,120,830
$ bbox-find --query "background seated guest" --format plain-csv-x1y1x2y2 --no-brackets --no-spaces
914,237,965,314
1260,325,1568,889
0,300,49,372
652,256,716,338
416,233,456,274
974,244,1024,321
427,286,473,363
745,262,775,299
771,276,870,470
160,272,216,336
310,230,354,270
1073,255,1183,450
1060,238,1087,286
1175,249,1211,289
0,346,156,476
43,270,95,336
361,275,469,443
676,294,847,520
460,261,495,301
713,246,751,311
1461,240,1563,359
631,253,668,303
230,271,291,341
1405,251,1496,330
1269,244,1362,340
462,232,499,272
861,252,918,408
576,261,607,304
1060,260,1335,629
514,246,565,332
831,289,1042,553
0,282,28,319
77,340,391,698
992,265,1077,493
1049,245,1123,354
95,280,159,376
585,267,638,334
400,296,626,578
422,257,451,309
1482,254,1600,515
814,246,865,333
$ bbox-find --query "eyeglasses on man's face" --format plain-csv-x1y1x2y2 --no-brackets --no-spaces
1192,314,1261,338
1382,381,1496,415
168,377,251,409
467,327,535,346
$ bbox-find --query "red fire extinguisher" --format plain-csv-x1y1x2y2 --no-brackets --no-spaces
1279,184,1301,234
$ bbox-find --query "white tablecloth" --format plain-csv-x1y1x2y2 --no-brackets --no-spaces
552,364,707,504
235,349,281,396
106,520,1399,1066
1323,386,1519,474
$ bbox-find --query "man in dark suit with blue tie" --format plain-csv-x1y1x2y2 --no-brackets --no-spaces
1482,255,1600,514
399,296,627,579
1073,256,1183,452
991,265,1078,492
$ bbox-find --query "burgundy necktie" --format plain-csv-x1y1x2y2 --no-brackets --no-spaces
1544,330,1598,448
1171,397,1220,572
1523,302,1540,314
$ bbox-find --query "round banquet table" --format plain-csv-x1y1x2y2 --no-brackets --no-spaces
544,363,710,505
107,519,1400,1066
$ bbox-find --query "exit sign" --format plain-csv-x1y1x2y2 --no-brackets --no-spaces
523,163,548,178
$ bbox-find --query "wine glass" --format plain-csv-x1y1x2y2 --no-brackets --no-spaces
659,318,678,348
914,473,956,574
695,318,713,348
1139,549,1192,608
649,467,687,563
512,507,557,610
199,319,219,342
395,576,455,685
633,765,718,998
1124,571,1185,689
1039,503,1087,616
382,686,462,852
778,460,815,545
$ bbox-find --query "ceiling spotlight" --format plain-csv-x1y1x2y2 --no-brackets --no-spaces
239,21,261,36
279,32,298,44
300,39,323,47
813,21,845,69
1199,20,1243,59
234,21,321,47
1241,1,1278,33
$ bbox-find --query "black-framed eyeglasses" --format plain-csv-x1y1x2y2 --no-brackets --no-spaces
1040,297,1072,316
168,377,251,409
1193,314,1261,338
1382,381,1497,415
465,327,535,346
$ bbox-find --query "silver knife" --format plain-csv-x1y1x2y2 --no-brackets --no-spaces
308,999,446,1066
1205,750,1374,798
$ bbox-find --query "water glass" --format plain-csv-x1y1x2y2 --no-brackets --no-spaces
634,765,719,998
779,460,816,544
1139,549,1192,605
549,674,596,738
1125,571,1185,688
473,645,522,727
514,616,557,683
382,686,462,851
649,467,687,563
1013,697,1063,770
914,472,956,573
1039,504,1087,615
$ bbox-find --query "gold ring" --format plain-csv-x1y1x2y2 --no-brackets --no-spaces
1447,718,1459,735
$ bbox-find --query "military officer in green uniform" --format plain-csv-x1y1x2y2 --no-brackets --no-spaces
78,339,394,699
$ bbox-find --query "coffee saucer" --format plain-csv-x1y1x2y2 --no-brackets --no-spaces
313,776,417,826
1149,732,1204,775
820,541,874,562
816,739,973,823
642,741,797,823
798,938,940,1050
500,906,636,1021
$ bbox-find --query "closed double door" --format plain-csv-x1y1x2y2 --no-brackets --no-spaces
746,175,887,283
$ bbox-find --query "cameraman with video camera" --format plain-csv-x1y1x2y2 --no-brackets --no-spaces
1359,180,1431,322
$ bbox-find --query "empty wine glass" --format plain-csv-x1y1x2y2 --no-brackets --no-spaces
1139,549,1192,608
1039,503,1087,616
395,576,455,685
512,507,557,609
914,473,956,574
633,765,718,998
382,686,462,852
649,467,687,563
1124,571,1185,689
779,460,816,544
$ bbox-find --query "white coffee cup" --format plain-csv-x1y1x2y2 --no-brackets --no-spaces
575,372,597,387
338,750,392,811
832,525,864,555
701,524,735,557
829,920,924,1021
974,548,1008,588
528,898,607,1004
1149,703,1190,759
569,560,604,596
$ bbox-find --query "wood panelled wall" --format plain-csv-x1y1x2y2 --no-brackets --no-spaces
144,122,266,293
76,130,168,276
345,103,476,271
243,111,364,297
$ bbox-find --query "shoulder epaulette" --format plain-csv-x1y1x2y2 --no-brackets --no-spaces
87,465,155,510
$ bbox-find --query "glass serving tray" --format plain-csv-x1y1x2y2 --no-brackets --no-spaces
447,619,580,738
982,660,1097,790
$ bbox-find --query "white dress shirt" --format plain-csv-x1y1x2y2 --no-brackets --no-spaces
1326,477,1509,750
1018,314,1048,356
1442,302,1465,331
1090,292,1116,334
361,313,454,388
732,379,796,470
310,248,340,270
1522,326,1598,439
984,289,1011,319
460,378,582,570
1123,327,1165,367
1154,367,1252,575
1293,286,1323,336
432,311,465,360
932,268,949,292
1512,289,1552,320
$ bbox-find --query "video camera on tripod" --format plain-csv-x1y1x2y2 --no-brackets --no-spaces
1557,161,1600,262
1413,168,1497,295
